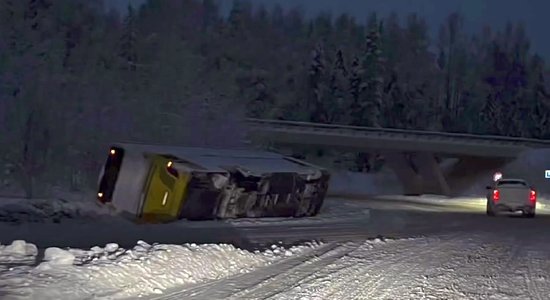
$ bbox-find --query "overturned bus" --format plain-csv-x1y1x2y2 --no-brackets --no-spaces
96,143,330,222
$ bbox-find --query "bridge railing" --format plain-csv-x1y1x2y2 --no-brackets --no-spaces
246,118,550,148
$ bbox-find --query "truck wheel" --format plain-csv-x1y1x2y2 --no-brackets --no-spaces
486,203,495,216
524,211,535,218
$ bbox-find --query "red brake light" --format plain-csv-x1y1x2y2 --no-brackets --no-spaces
492,189,499,202
530,190,536,203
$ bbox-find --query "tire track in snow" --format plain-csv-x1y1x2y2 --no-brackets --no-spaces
227,241,364,300
405,235,550,300
409,237,518,300
368,237,468,300
323,235,468,300
261,236,449,300
520,245,550,300
262,233,550,300
149,242,359,300
493,243,524,298
523,252,544,300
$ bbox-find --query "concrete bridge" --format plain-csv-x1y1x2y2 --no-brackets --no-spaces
245,118,550,196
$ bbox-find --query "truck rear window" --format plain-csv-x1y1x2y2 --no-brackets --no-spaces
497,180,527,186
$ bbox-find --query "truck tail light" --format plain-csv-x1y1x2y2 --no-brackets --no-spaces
492,189,499,202
529,190,536,203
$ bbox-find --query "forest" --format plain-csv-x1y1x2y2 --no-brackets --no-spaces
1,0,549,197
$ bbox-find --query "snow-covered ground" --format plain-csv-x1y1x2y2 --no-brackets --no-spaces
142,231,550,300
0,190,362,299
0,196,370,299
4,192,550,299
0,240,320,299
0,149,549,299
0,196,108,224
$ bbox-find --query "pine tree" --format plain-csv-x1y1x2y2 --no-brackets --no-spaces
0,0,63,198
308,42,329,122
119,5,138,71
348,56,363,125
479,94,502,134
383,70,407,128
357,22,384,127
438,13,468,131
481,41,507,135
482,24,530,137
506,24,530,137
227,0,252,38
310,13,333,41
326,49,349,123
527,55,550,138
381,12,401,73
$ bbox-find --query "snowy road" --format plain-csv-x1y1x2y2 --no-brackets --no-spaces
154,232,550,300
0,196,468,251
3,196,550,299
144,197,550,300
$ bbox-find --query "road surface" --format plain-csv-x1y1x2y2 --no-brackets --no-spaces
0,196,487,251
143,197,550,300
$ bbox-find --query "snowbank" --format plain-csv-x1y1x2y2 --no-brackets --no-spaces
0,240,38,266
0,196,109,224
0,240,320,299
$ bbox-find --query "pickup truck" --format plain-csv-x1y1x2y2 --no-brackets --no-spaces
486,178,536,218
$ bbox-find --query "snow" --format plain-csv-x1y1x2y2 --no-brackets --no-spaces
0,196,109,224
262,233,550,300
0,240,320,299
0,148,549,299
41,247,76,266
162,232,550,300
0,241,38,264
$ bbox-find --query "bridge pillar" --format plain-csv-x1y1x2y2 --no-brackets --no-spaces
385,153,510,196
384,152,424,195
410,153,451,196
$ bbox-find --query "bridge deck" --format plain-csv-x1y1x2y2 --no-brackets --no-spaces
246,119,550,158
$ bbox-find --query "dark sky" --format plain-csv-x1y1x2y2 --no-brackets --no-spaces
111,0,550,58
